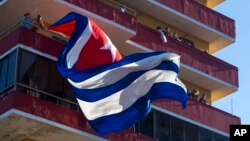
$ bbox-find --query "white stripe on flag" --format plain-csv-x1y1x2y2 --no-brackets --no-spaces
77,70,185,120
68,53,180,89
66,20,92,69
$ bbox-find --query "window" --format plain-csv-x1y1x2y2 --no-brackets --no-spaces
199,127,212,141
18,50,36,85
0,58,8,90
18,50,54,92
133,109,229,141
63,79,75,100
0,50,17,93
46,61,63,93
185,122,198,141
137,110,154,138
155,110,170,141
34,57,49,90
171,117,184,141
7,51,16,86
213,133,229,141
17,49,73,102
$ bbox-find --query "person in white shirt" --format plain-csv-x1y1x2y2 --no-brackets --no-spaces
156,26,167,43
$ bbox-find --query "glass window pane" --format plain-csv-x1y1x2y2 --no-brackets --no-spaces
185,122,198,141
34,57,49,90
7,51,16,86
0,58,8,90
138,110,154,138
199,127,212,141
0,61,1,87
18,50,36,85
155,111,170,141
63,79,75,100
213,133,229,141
171,117,184,141
46,61,63,94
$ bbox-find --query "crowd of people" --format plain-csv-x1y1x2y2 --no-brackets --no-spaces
187,89,208,104
156,26,199,49
21,12,46,31
156,26,182,43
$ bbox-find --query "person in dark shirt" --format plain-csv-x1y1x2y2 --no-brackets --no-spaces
190,89,199,100
164,26,173,37
199,93,207,104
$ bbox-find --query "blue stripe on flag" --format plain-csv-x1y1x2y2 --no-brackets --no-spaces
73,61,179,102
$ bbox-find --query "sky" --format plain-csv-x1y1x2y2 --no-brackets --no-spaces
212,1,250,124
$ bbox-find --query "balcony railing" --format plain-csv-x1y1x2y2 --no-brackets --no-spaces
64,0,137,31
100,0,137,17
0,91,154,141
153,99,240,134
130,24,238,86
0,27,63,57
156,0,235,38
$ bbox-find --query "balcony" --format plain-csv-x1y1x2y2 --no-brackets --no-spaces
127,24,238,101
153,99,240,134
156,0,235,38
130,24,238,86
0,91,154,141
117,0,235,53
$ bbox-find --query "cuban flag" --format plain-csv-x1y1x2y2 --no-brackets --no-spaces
49,12,188,135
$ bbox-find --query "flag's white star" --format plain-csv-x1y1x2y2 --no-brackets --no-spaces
99,35,117,62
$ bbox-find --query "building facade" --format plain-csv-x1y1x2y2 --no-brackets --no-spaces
0,0,240,141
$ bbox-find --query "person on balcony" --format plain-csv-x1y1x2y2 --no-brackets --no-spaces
21,13,32,29
173,32,181,42
164,26,173,37
204,49,209,54
118,5,126,13
156,26,167,43
199,93,207,104
32,15,46,31
189,89,199,100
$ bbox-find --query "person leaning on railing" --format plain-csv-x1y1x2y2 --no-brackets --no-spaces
163,26,173,37
31,15,46,32
199,93,208,104
173,32,181,42
19,14,69,44
156,26,167,43
21,12,33,29
188,89,199,100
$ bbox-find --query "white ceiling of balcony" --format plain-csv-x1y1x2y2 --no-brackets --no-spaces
0,113,98,141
